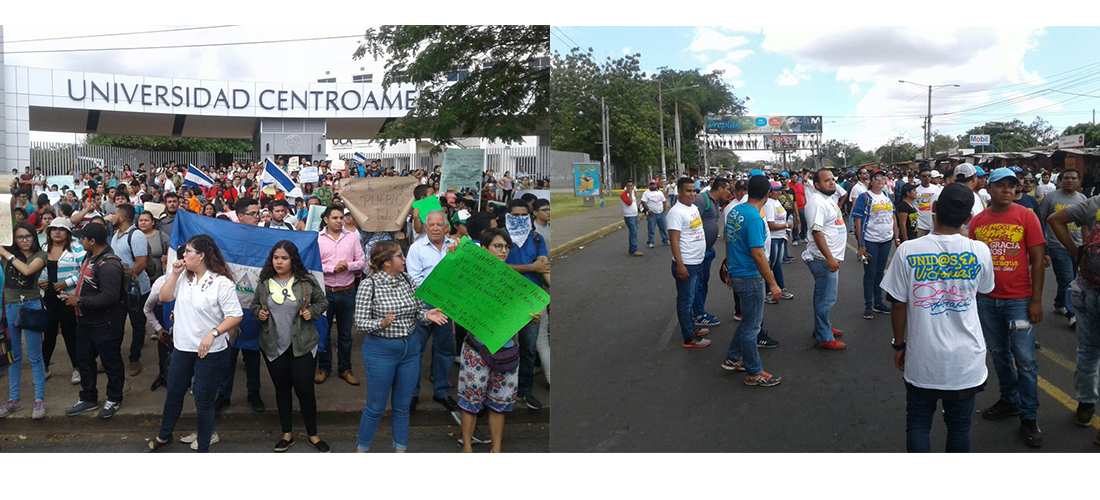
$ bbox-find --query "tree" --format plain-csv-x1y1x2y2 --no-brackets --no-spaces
928,131,957,155
1062,122,1100,148
874,136,920,163
653,67,745,171
86,135,252,153
354,25,549,151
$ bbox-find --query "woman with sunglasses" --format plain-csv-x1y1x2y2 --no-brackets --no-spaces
0,223,49,419
144,234,243,453
354,240,448,453
252,240,331,452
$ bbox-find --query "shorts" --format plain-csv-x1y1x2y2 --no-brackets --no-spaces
456,341,518,414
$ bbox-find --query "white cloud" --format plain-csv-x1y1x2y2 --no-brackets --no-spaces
776,64,812,86
850,84,861,95
689,27,749,52
716,26,764,35
694,53,709,63
622,46,632,55
704,50,753,87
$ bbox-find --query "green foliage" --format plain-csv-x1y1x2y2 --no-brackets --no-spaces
954,117,1056,152
874,136,920,163
821,139,876,167
354,25,549,151
652,67,745,171
1062,122,1100,148
86,135,252,153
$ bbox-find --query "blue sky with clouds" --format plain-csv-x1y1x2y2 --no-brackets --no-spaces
553,26,1100,160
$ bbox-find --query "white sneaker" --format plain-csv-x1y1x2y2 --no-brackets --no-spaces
70,370,81,385
1069,316,1077,327
792,239,798,246
187,432,220,450
1055,307,1069,315
44,370,52,381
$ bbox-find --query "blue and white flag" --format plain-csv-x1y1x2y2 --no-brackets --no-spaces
168,210,330,352
263,158,303,198
182,164,215,189
353,152,367,164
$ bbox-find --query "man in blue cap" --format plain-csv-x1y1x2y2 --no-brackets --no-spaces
976,165,991,207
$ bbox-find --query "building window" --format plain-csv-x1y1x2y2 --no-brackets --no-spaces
447,65,469,82
529,57,550,71
352,74,373,83
316,78,336,83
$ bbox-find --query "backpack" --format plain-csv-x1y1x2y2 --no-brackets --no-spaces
1080,219,1100,286
97,253,140,313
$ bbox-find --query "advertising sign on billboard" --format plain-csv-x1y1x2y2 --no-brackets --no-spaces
969,135,991,146
765,135,799,150
1058,134,1086,149
706,115,823,135
573,162,600,197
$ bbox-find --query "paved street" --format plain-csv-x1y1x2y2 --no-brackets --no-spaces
552,224,1099,452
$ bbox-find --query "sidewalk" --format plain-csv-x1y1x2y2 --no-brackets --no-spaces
551,200,631,258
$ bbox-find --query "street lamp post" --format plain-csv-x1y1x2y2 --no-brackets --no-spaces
656,81,699,180
899,80,960,161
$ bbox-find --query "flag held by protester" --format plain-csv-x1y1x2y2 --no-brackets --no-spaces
353,152,367,164
182,164,215,189
263,158,303,199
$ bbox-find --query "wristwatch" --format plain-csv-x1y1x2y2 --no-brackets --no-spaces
210,328,223,338
891,340,906,352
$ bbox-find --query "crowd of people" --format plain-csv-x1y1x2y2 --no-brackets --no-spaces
624,160,1100,452
0,158,551,453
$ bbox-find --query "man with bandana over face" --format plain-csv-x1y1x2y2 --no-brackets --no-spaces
503,199,550,410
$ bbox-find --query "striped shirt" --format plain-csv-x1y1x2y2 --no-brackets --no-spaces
354,271,429,339
38,241,87,293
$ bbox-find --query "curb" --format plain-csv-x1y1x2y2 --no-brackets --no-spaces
550,220,625,259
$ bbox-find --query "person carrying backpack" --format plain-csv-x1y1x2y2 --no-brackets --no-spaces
109,204,150,377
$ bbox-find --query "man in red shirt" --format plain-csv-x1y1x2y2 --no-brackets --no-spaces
968,167,1046,448
791,170,808,244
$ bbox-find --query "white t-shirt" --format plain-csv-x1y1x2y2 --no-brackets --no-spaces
849,181,868,208
171,270,244,354
914,184,941,231
720,198,741,239
856,191,895,244
640,189,667,214
621,190,639,217
764,198,787,240
831,183,848,206
978,188,991,206
879,233,995,391
1035,181,1056,198
667,201,705,265
803,192,847,262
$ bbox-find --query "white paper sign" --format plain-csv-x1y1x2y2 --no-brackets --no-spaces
300,166,319,184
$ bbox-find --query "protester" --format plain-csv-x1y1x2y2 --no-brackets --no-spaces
405,210,458,411
316,205,367,386
895,183,919,243
156,192,179,236
640,180,669,248
668,177,710,348
217,197,265,412
852,170,900,319
914,168,941,238
109,204,150,377
1038,168,1085,327
692,177,731,327
621,180,642,256
502,200,549,410
38,217,84,388
0,223,49,419
144,248,183,393
763,180,795,304
803,169,847,350
145,235,243,453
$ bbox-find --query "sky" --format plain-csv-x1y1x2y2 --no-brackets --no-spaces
553,26,1100,162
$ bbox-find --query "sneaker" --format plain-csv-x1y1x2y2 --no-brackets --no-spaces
180,432,198,444
98,400,121,419
792,239,799,247
70,370,81,385
0,399,24,418
693,328,710,337
831,328,844,337
765,293,779,305
694,314,720,327
863,308,873,320
647,243,654,248
190,432,220,451
1077,402,1095,428
1055,307,1069,316
66,400,98,416
662,241,671,246
1021,420,1043,448
247,393,266,412
721,359,746,371
632,251,644,257
150,332,158,340
733,314,743,322
458,427,493,445
757,334,779,349
44,369,52,381
781,290,794,300
982,400,1020,420
520,393,543,410
814,340,847,350
744,371,782,387
682,336,712,348
32,400,45,420
872,304,892,315
1070,316,1077,327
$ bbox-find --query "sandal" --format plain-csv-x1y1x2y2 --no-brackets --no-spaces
143,436,173,453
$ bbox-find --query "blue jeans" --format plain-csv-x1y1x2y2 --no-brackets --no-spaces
806,259,839,343
357,334,420,452
693,247,716,318
217,347,261,400
976,295,1039,421
5,301,46,401
768,239,786,289
625,216,639,254
517,319,540,397
1048,246,1076,316
797,208,807,241
646,212,669,245
1072,283,1100,403
862,239,892,309
319,288,356,374
671,261,703,342
905,386,976,453
726,275,764,376
158,348,229,453
412,319,455,401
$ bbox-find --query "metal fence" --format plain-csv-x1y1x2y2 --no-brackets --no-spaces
336,146,551,180
29,142,220,177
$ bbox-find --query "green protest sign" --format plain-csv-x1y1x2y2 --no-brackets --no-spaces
411,196,444,224
414,239,549,354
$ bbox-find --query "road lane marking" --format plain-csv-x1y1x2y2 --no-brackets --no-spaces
1036,375,1100,430
1039,347,1077,373
659,315,679,348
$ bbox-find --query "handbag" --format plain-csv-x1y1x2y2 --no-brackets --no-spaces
14,300,49,333
0,317,14,370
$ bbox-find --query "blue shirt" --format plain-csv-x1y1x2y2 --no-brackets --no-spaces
506,232,548,286
406,235,456,287
110,226,151,294
725,203,767,278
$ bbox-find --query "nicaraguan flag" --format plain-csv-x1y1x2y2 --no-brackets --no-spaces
182,164,215,189
263,158,303,198
168,210,330,352
353,152,367,164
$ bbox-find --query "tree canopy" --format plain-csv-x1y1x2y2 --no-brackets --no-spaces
86,135,252,153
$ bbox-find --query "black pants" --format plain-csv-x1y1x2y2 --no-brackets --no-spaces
218,347,261,399
43,301,78,370
127,293,150,363
264,349,318,436
153,304,172,376
77,317,126,403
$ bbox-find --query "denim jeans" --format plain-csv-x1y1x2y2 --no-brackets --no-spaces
625,216,639,254
1048,246,1076,317
672,261,703,342
797,208,807,241
319,288,356,374
76,317,126,404
976,294,1039,421
127,293,149,363
158,348,229,453
516,319,540,397
217,347,261,400
412,319,455,400
862,239,892,309
646,212,669,245
768,239,787,289
806,259,839,343
726,275,764,376
5,301,46,401
692,247,716,318
905,386,976,453
357,334,420,452
1072,283,1100,403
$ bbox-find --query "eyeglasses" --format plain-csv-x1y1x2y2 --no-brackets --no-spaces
489,243,511,251
184,248,200,255
241,211,260,218
15,235,33,241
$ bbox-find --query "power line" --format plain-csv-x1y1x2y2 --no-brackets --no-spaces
550,31,575,51
1046,88,1100,98
935,59,1100,95
5,25,238,44
2,34,366,55
553,27,581,50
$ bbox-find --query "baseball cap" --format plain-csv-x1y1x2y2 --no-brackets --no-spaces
930,170,943,178
750,169,765,178
769,181,782,190
451,209,471,224
735,180,748,191
75,222,109,245
974,165,988,177
937,183,976,221
780,171,790,178
988,167,1019,185
1008,165,1024,174
954,163,977,179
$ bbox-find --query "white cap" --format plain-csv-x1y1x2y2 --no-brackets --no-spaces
954,163,977,179
930,170,943,178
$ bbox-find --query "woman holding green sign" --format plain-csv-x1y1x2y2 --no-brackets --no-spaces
353,240,448,453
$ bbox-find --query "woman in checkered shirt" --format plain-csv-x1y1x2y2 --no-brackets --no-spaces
353,240,447,453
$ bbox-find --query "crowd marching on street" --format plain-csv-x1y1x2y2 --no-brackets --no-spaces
0,157,551,453
621,161,1100,452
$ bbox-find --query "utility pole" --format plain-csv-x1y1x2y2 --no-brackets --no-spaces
601,97,611,200
674,102,683,177
658,80,666,180
900,80,960,161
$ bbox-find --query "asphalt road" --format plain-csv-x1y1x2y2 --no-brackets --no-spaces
551,225,1099,452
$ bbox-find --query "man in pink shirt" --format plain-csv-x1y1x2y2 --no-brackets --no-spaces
315,206,367,386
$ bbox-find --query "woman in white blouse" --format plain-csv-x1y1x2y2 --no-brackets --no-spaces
144,234,243,453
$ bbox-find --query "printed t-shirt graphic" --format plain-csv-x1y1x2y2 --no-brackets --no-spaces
967,203,1044,299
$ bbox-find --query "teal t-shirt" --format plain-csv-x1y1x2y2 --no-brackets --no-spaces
725,203,767,278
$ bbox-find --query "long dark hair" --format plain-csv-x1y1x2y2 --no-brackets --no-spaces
258,240,313,284
46,223,73,253
185,234,234,281
7,221,43,259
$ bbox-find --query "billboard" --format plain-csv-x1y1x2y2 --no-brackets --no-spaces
706,115,823,135
969,135,991,146
573,162,600,197
765,135,799,151
1058,134,1086,149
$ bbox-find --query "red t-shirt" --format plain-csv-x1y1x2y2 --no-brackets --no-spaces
968,203,1045,299
791,181,806,210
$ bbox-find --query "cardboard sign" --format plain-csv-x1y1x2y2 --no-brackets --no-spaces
413,239,549,354
303,204,326,232
0,194,12,246
440,149,484,192
144,202,166,219
338,176,417,232
411,196,444,224
46,175,77,191
299,166,320,184
288,157,300,171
